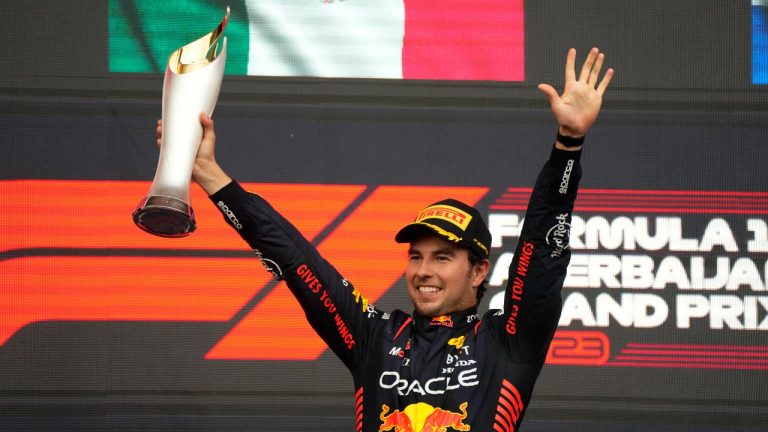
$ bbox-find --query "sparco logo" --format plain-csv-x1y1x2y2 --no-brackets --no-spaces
559,159,575,194
217,201,243,230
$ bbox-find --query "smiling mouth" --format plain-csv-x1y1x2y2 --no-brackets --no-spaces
418,286,441,293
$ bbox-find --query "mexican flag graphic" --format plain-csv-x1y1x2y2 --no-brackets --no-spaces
109,0,525,81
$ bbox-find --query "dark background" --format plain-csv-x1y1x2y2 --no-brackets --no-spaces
1,1,766,431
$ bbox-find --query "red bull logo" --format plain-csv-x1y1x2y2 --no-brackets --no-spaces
429,316,454,328
379,402,470,432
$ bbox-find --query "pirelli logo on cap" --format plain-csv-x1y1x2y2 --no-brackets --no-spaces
415,205,472,231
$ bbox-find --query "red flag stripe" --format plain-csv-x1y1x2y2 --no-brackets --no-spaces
402,0,525,81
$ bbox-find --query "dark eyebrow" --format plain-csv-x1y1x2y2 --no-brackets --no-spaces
433,247,457,256
408,246,457,256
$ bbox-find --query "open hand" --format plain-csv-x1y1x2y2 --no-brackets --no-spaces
538,47,614,137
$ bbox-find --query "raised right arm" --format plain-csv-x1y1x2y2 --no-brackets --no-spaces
160,113,379,370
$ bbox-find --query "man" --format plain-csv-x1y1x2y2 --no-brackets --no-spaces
162,47,613,431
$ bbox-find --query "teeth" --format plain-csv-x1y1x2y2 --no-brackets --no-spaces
419,286,440,293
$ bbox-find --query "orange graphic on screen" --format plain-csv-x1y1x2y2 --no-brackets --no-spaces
0,180,487,361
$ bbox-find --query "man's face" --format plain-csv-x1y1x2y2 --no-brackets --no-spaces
405,235,489,317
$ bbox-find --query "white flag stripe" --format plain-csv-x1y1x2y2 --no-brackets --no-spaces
246,1,405,78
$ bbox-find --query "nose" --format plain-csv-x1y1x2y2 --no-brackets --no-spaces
414,258,434,279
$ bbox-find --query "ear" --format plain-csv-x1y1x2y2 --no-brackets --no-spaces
471,259,490,288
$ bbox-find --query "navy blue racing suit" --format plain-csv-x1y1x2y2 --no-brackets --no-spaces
209,146,581,431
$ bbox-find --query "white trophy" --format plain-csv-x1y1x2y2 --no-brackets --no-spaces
133,7,229,237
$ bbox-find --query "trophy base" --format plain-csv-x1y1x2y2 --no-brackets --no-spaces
132,196,196,237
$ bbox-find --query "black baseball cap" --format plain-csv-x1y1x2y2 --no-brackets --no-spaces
395,199,491,259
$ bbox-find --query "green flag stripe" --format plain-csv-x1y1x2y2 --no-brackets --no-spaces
108,0,248,75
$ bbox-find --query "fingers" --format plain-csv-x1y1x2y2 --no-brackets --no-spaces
156,119,162,148
537,83,559,103
564,48,576,84
575,47,612,92
596,68,615,96
578,47,599,83
200,112,215,132
199,112,216,143
156,114,218,151
588,52,605,86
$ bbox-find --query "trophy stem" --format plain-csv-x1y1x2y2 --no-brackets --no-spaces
132,196,196,237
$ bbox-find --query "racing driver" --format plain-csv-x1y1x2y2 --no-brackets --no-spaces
163,47,613,431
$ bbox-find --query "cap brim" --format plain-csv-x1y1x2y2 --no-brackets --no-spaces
395,223,442,244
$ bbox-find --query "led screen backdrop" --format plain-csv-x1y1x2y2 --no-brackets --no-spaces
2,1,767,431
